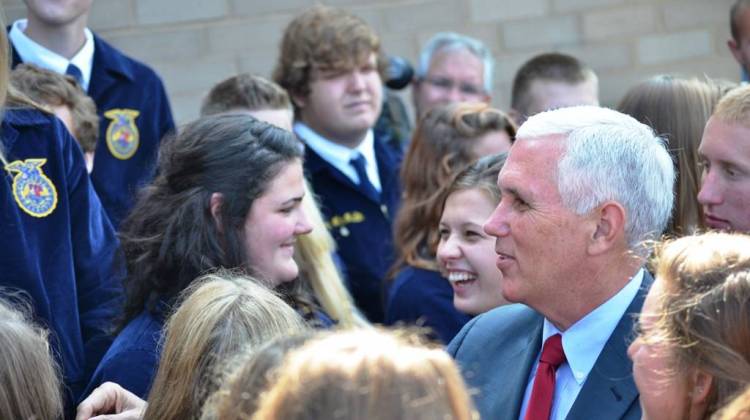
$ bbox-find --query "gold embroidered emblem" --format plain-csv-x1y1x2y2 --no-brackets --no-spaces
5,159,58,217
105,108,140,160
326,211,365,229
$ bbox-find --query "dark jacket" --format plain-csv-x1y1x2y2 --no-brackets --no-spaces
0,108,122,407
447,273,652,420
82,305,166,399
303,133,402,322
385,265,472,344
11,34,175,228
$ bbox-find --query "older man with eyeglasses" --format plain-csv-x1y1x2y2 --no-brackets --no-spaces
412,32,494,119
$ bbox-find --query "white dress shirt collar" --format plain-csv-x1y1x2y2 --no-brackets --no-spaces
294,122,381,191
544,268,644,385
9,19,95,91
519,268,645,420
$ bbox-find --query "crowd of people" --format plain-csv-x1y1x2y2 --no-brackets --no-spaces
3,0,750,419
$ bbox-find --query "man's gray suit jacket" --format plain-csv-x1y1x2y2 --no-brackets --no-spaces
447,273,652,420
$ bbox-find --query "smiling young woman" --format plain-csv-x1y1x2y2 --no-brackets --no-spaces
385,103,515,343
83,114,313,399
437,153,508,316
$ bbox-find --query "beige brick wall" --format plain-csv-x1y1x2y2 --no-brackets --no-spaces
1,0,740,124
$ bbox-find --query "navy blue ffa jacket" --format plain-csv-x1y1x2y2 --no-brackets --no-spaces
11,35,175,228
84,305,166,399
304,134,402,323
385,265,472,344
0,108,122,407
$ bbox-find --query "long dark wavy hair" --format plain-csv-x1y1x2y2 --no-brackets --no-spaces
118,113,303,327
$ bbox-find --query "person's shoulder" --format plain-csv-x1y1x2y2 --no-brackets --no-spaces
449,304,539,352
390,266,445,298
3,107,56,128
109,310,164,352
473,304,537,334
393,265,436,282
386,266,444,319
87,340,160,399
2,107,70,153
373,129,404,163
92,34,165,84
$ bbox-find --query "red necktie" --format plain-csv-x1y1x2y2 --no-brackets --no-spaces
524,333,566,420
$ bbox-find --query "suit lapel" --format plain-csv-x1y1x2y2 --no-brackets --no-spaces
480,317,543,419
566,272,653,420
88,36,134,103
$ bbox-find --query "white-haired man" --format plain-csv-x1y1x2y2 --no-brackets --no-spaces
448,106,675,420
412,32,493,119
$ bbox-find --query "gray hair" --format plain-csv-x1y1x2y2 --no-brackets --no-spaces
416,32,494,93
516,106,675,250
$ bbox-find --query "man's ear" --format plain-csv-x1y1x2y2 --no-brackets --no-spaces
587,200,626,256
210,192,224,233
291,92,307,110
728,38,744,64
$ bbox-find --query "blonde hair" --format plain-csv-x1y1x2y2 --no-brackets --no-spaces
296,181,367,328
0,295,62,420
712,84,750,126
252,328,478,420
647,232,750,416
714,384,750,420
204,333,315,420
143,270,307,420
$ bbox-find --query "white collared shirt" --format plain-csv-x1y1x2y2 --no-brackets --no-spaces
9,19,95,91
518,269,645,420
294,121,382,191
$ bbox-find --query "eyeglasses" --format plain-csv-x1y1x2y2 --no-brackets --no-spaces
421,76,486,97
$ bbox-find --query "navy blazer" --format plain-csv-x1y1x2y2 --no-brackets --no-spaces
83,307,164,399
448,273,652,420
11,34,175,228
0,108,122,409
385,265,472,344
303,132,402,323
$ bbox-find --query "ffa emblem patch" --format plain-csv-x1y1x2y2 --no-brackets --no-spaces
105,108,140,160
5,159,58,218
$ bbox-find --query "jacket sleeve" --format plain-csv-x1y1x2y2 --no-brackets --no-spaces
61,122,124,377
